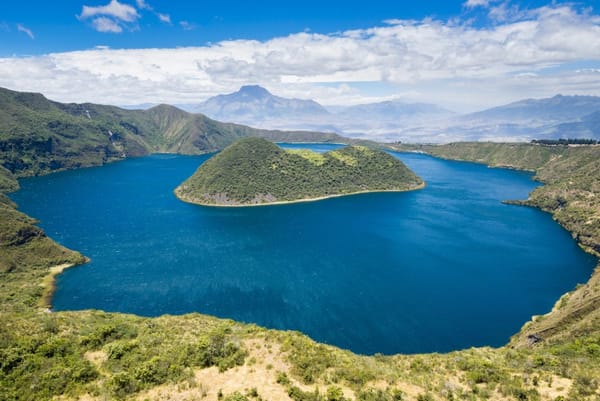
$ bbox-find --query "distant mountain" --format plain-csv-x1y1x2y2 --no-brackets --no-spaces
462,95,600,124
332,100,456,139
549,111,600,139
0,87,348,178
338,100,454,122
390,94,600,143
191,86,458,138
194,85,330,124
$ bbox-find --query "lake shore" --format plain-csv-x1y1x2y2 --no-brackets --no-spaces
174,181,426,208
39,259,89,310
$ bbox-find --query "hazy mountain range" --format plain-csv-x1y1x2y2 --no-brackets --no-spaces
462,95,600,124
176,87,600,142
183,86,456,139
22,86,600,144
429,95,600,143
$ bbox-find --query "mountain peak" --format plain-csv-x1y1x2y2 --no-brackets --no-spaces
237,85,272,98
195,85,330,122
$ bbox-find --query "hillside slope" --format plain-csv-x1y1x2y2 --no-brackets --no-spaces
0,87,348,179
175,138,423,206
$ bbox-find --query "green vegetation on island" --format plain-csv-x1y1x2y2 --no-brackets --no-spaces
176,138,423,206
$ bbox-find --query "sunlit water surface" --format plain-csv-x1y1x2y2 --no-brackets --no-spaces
11,144,596,354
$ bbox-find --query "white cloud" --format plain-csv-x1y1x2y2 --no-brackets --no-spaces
132,0,170,24
464,0,490,8
91,17,123,33
2,4,599,112
157,13,171,24
488,1,527,23
79,0,139,33
16,23,34,39
79,0,139,22
136,0,151,10
179,21,196,31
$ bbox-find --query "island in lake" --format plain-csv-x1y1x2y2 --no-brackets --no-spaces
175,137,424,206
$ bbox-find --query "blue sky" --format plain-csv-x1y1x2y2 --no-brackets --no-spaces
1,0,599,111
0,0,583,55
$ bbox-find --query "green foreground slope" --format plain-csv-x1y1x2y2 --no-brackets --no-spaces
176,138,423,206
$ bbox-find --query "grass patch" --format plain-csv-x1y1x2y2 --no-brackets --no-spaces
285,149,326,166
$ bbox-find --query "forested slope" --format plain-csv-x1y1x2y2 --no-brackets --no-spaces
176,138,423,206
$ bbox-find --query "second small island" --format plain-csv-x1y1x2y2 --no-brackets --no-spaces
175,137,424,206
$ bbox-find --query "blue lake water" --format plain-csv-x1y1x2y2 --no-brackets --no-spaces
10,144,597,354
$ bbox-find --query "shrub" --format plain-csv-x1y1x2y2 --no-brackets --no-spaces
569,373,599,398
134,356,185,385
326,386,344,401
288,386,323,401
191,329,247,372
357,389,382,401
80,323,137,349
107,371,138,398
287,337,335,384
37,337,71,358
276,371,291,385
105,340,138,360
499,378,541,401
224,392,250,401
410,357,432,373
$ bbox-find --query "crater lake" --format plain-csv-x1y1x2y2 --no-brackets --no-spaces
10,144,597,354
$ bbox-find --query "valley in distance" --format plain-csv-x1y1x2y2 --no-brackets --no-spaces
175,137,424,206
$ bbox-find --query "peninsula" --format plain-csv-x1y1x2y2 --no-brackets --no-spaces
175,137,424,206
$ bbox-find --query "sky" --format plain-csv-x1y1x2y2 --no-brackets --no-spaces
1,0,599,112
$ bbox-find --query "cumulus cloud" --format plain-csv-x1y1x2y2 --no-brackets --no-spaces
157,13,171,24
136,0,151,10
488,1,528,22
464,0,490,8
16,23,34,39
132,0,171,24
79,0,138,22
79,0,139,33
3,4,600,111
90,17,123,33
